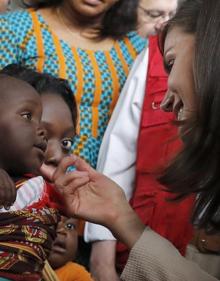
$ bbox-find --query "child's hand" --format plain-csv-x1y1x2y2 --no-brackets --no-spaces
40,163,56,182
0,169,16,209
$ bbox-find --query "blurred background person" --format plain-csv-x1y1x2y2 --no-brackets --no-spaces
137,0,178,37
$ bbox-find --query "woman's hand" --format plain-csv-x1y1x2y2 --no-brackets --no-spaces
53,155,145,248
53,155,125,225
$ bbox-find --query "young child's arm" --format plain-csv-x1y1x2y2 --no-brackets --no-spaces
0,168,16,209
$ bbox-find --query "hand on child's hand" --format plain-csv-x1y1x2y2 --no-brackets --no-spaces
53,156,144,248
53,155,127,227
53,156,90,196
0,169,16,209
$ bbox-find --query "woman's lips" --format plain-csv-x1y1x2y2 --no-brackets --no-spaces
83,0,103,7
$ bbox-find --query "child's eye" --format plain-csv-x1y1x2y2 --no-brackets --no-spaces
65,223,76,230
62,139,73,151
21,112,32,120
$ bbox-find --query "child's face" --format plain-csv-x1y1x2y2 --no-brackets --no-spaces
48,216,78,269
0,76,46,176
41,93,75,169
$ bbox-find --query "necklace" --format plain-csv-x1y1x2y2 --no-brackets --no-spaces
56,8,99,40
56,8,115,51
57,8,78,37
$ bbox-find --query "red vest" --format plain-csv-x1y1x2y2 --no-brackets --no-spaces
116,36,194,271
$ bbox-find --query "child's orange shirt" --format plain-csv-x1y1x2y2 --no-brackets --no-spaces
55,262,93,281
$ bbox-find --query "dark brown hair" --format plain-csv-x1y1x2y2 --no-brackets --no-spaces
160,0,220,233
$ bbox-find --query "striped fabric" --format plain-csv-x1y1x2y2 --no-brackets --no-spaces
0,9,147,167
0,176,45,212
0,176,60,278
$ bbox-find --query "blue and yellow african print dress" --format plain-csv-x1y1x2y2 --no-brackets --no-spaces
0,10,147,167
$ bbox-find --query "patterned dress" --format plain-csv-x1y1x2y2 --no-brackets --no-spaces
0,9,147,167
0,176,61,280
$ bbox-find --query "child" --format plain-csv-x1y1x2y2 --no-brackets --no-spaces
0,64,78,181
0,64,90,280
0,74,60,280
0,65,86,280
44,216,93,281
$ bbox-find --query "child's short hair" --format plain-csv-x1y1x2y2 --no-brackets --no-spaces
0,64,77,131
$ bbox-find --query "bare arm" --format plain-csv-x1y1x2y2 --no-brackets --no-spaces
90,241,120,281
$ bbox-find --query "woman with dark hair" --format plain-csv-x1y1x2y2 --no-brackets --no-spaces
51,0,220,280
0,0,146,168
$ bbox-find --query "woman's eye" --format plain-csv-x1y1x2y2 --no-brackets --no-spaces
164,59,174,73
65,223,76,230
62,139,73,151
21,112,32,120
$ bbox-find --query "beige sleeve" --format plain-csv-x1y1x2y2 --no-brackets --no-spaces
121,228,218,281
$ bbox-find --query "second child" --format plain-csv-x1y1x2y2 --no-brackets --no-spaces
45,216,93,281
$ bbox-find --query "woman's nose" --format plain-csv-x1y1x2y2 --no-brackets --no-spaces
161,91,175,112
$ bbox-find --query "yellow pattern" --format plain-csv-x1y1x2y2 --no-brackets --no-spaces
51,33,66,79
30,10,45,72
